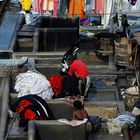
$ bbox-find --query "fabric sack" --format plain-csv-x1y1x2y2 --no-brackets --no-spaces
16,95,55,130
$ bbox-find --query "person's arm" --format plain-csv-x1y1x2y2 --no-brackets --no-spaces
68,63,75,76
83,110,89,120
72,111,76,120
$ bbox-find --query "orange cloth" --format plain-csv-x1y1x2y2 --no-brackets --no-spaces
68,0,85,18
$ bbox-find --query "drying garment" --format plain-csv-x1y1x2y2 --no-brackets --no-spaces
57,0,69,16
95,0,104,15
43,0,54,11
115,0,123,11
14,70,54,100
53,0,59,16
68,0,85,18
20,0,32,11
85,0,90,5
85,0,95,15
103,0,114,26
32,0,44,13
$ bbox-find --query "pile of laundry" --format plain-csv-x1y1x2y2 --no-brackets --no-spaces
107,112,136,135
14,70,54,100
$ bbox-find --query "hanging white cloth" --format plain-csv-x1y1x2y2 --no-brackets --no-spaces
114,0,123,12
103,0,114,27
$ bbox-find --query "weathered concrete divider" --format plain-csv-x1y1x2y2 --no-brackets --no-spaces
12,51,114,76
28,100,119,140
0,73,10,140
45,100,118,120
28,120,91,140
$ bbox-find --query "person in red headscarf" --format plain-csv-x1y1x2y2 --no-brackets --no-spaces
62,55,90,98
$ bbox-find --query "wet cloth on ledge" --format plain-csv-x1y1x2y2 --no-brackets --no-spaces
14,70,54,100
58,118,88,126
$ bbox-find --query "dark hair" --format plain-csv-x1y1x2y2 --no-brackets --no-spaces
18,65,27,73
67,55,77,65
73,100,83,109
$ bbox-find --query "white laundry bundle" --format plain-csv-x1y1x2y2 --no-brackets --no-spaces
14,70,54,100
107,119,122,134
107,113,136,135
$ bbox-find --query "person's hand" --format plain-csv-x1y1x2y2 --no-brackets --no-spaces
62,67,66,72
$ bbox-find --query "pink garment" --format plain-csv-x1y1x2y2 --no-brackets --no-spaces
53,0,59,16
95,0,104,15
32,0,37,12
32,0,44,13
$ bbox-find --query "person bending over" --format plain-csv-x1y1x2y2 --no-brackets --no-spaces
72,100,89,121
62,56,90,98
